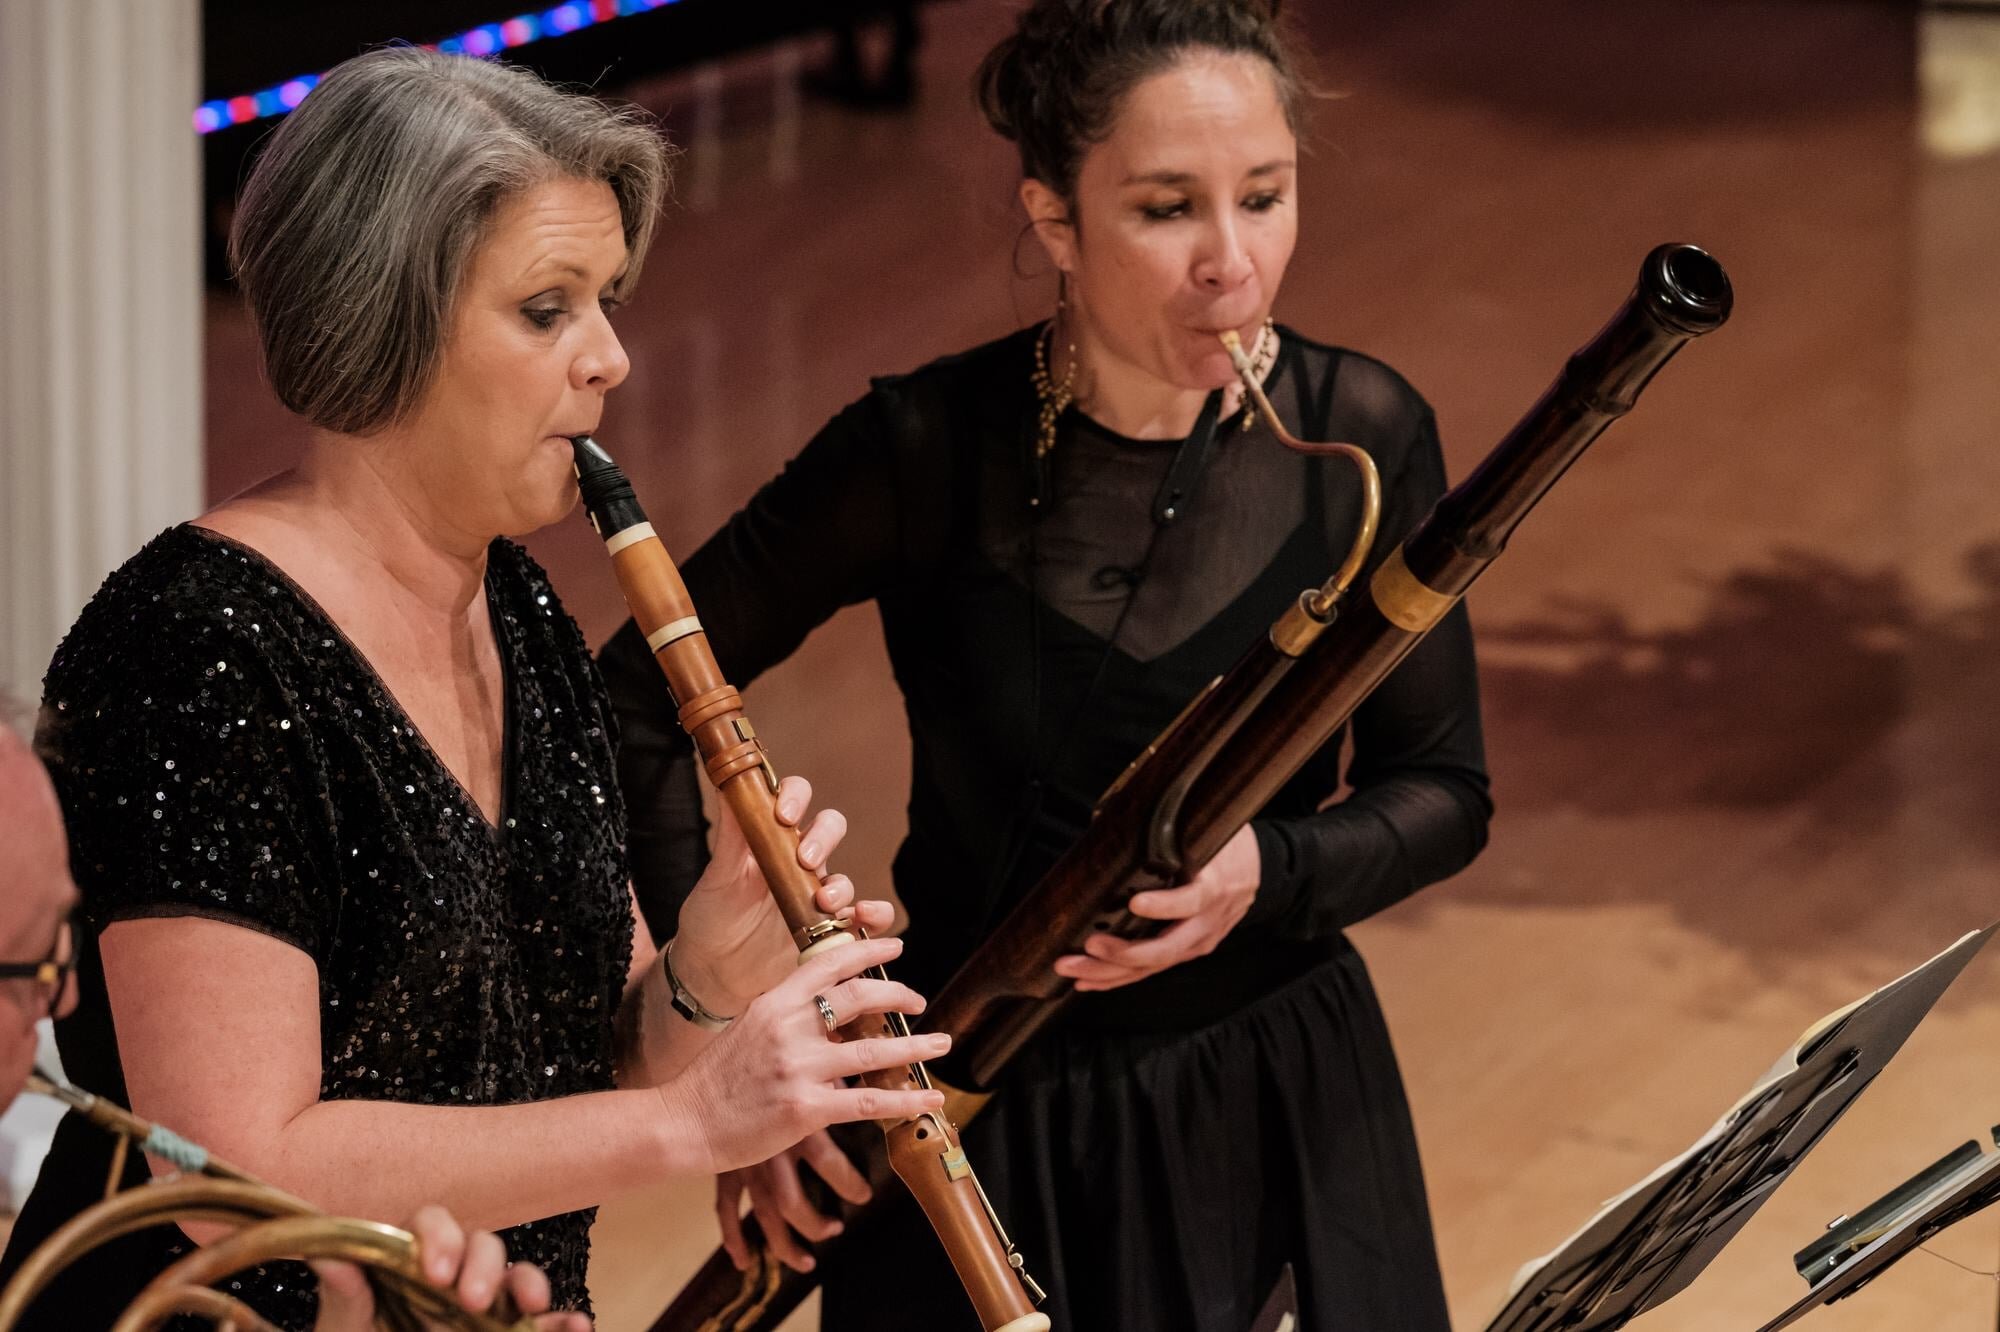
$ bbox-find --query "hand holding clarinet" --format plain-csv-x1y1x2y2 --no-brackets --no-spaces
572,437,1050,1332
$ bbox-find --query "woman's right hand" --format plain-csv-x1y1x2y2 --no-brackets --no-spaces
658,935,948,1173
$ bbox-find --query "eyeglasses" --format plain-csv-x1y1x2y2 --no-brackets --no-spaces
0,905,78,1020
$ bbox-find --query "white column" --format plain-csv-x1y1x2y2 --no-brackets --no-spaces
1894,9,2000,906
0,0,203,699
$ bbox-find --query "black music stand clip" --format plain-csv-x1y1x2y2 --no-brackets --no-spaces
1756,1114,2000,1331
1482,925,1996,1332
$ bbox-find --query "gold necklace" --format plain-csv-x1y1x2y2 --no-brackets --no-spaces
1031,316,1280,457
1031,319,1077,461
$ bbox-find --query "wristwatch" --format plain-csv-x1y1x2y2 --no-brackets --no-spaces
663,938,735,1032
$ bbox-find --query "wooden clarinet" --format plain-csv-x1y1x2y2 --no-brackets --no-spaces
569,437,1050,1332
643,242,1735,1331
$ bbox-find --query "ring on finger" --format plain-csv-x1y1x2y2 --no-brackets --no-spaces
813,993,839,1033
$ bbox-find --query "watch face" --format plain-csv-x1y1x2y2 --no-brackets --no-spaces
663,939,733,1030
669,980,730,1031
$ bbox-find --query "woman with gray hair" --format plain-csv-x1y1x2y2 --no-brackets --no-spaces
0,47,947,1329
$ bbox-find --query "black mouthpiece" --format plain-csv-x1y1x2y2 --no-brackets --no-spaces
1640,243,1733,336
569,435,649,540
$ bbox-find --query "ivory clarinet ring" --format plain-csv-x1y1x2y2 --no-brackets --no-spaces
813,993,839,1033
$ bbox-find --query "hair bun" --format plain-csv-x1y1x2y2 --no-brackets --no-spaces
974,0,1306,200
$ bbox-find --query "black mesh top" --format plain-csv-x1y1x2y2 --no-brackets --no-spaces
602,325,1492,1027
0,526,632,1329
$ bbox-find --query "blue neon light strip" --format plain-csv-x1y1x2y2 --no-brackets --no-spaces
194,0,681,134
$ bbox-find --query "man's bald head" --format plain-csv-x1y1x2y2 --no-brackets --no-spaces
0,692,79,1106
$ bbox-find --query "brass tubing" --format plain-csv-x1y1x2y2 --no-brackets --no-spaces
104,1132,130,1201
114,1216,532,1332
0,1079,535,1332
0,1176,315,1327
27,1074,259,1185
1220,328,1383,618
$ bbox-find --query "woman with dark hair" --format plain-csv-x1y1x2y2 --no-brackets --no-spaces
0,46,949,1330
602,1,1490,1327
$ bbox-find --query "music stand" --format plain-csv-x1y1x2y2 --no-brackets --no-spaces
1481,925,1995,1332
1755,1122,2000,1330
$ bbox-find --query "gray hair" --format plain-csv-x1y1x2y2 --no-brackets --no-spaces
229,46,670,436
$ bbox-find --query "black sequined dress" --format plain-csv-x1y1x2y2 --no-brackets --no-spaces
0,527,633,1329
599,327,1493,1331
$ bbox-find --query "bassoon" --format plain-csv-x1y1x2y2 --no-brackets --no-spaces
569,438,1051,1332
645,242,1734,1330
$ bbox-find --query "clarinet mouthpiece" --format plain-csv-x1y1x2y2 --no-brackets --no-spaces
568,435,649,541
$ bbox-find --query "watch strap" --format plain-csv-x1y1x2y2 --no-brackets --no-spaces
664,938,735,1032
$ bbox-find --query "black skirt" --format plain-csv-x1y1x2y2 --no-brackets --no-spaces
823,943,1452,1332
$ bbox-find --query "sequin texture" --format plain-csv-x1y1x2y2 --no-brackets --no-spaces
7,526,632,1328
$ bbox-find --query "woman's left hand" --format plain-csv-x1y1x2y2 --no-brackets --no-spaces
1052,824,1261,991
311,1204,590,1331
673,776,895,1016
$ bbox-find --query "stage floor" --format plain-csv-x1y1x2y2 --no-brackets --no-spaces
200,2,2000,1327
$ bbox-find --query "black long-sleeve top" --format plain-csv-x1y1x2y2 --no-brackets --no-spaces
599,326,1491,1030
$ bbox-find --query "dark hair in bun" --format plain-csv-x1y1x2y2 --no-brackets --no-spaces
976,0,1307,205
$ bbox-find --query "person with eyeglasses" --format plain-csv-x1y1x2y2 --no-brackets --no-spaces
0,705,588,1330
0,710,80,1090
0,907,72,1028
